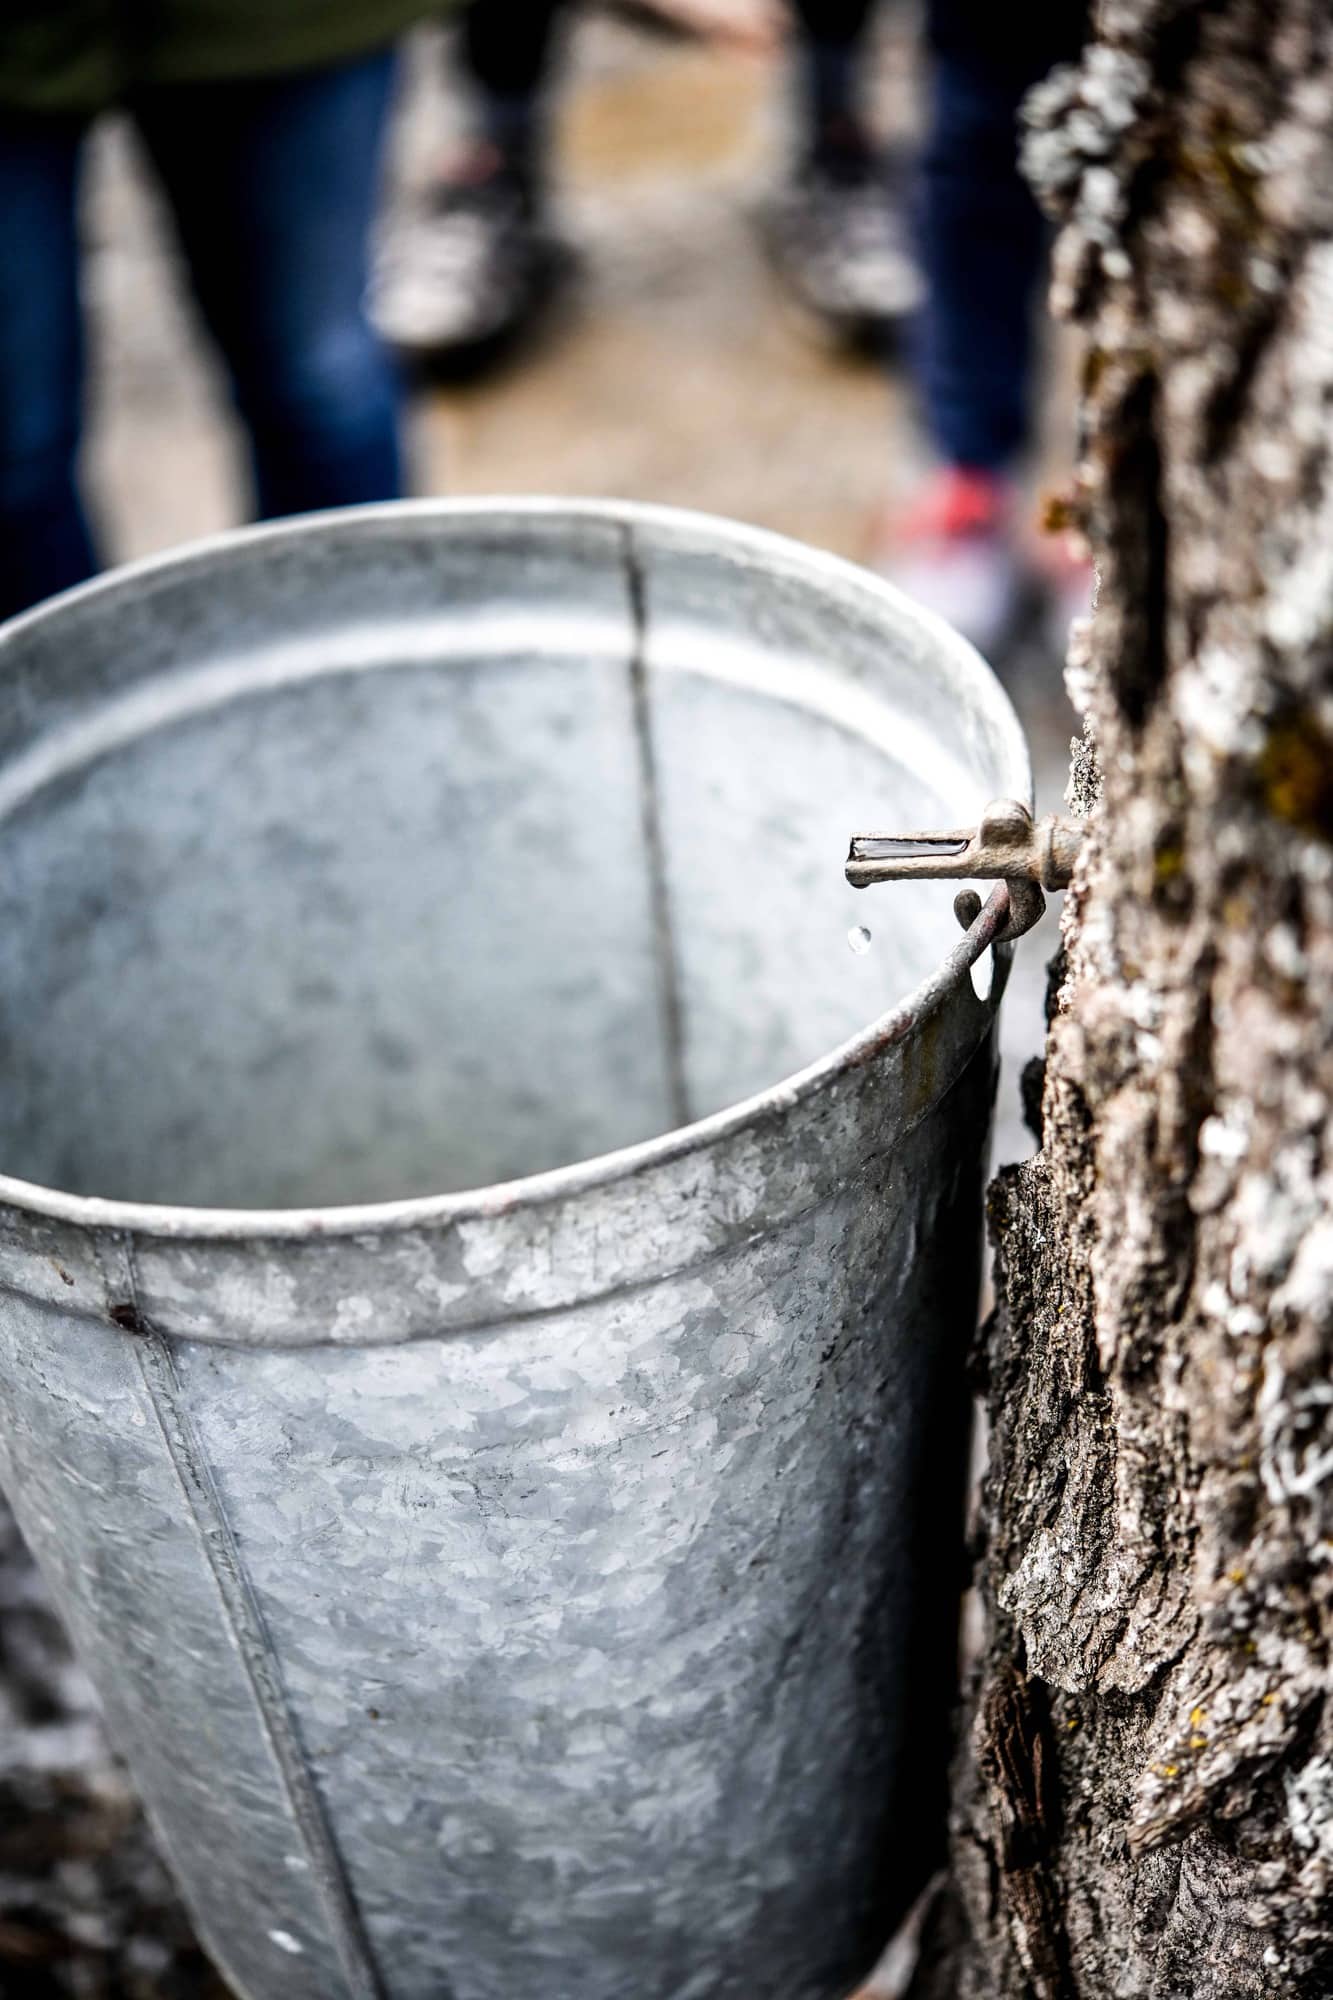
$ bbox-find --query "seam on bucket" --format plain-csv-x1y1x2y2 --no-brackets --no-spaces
112,1235,396,2000
622,522,691,1131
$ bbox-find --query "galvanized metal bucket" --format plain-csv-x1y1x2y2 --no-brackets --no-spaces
0,501,1028,2000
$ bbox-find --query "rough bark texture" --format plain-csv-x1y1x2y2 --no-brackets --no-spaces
929,4,1333,1994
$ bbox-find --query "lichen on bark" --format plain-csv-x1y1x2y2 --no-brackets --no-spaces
926,4,1333,1994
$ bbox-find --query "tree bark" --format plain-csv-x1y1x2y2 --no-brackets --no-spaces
929,4,1333,1994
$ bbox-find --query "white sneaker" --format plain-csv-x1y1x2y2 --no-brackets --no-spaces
373,144,570,374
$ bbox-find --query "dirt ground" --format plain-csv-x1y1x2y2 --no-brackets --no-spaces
2,10,1076,1995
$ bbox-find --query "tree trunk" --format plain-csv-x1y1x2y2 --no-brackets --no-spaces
928,4,1333,1994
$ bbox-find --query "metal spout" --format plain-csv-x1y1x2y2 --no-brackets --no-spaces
846,799,1084,942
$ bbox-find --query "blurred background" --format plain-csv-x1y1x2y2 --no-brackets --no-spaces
75,0,1081,1157
2,3,1079,1992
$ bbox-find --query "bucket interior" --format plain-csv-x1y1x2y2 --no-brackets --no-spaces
0,511,1023,1209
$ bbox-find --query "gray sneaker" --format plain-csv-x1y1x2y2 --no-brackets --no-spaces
763,147,923,348
373,146,571,378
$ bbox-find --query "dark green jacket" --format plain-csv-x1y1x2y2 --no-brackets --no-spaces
0,2,445,116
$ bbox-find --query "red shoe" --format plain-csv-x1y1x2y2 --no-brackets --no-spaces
869,466,1023,654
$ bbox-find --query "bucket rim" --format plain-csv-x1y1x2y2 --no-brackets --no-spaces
0,496,1032,1242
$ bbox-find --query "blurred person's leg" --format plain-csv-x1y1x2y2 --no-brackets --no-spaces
373,1,571,375
135,49,402,521
879,0,1087,650
0,114,96,620
766,0,922,348
788,0,877,169
464,0,564,188
916,37,1050,477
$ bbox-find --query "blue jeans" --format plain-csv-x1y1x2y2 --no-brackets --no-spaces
0,50,402,621
917,3,1087,471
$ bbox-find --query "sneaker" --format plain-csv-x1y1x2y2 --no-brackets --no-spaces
373,144,571,378
870,467,1027,656
762,136,923,348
